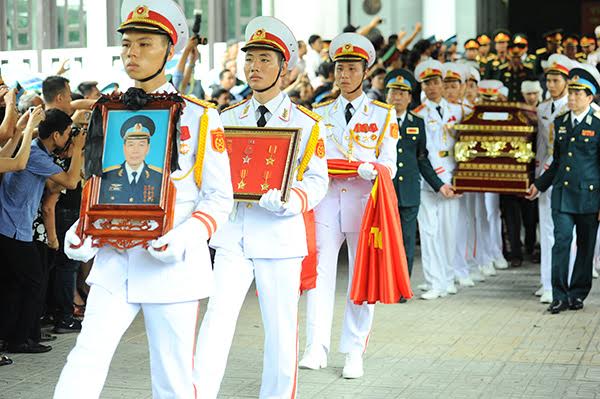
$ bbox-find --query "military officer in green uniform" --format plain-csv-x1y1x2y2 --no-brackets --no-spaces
99,115,163,204
485,29,511,79
493,41,536,102
512,33,536,67
534,29,563,76
385,69,455,275
476,34,493,77
526,62,600,314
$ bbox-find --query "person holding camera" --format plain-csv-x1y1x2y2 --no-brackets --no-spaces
0,107,84,354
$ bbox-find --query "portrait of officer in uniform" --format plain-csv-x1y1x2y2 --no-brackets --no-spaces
99,114,163,205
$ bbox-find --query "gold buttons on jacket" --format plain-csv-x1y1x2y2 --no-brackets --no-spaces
129,198,134,202
341,188,347,193
246,203,253,208
565,166,571,171
564,181,569,186
590,185,595,190
568,152,573,157
398,162,404,167
398,176,404,181
570,137,575,142
398,148,403,154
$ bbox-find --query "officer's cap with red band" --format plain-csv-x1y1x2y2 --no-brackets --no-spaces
241,16,298,70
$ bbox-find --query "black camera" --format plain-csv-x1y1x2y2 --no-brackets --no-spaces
192,10,208,45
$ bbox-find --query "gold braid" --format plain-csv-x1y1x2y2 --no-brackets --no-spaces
375,108,391,157
296,121,319,181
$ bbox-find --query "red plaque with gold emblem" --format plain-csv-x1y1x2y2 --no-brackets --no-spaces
452,101,537,195
223,126,302,201
76,91,183,249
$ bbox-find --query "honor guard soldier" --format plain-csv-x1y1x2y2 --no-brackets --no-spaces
385,69,455,276
300,32,398,379
54,1,234,397
193,16,329,399
534,29,563,76
99,115,162,204
485,29,511,78
535,54,573,304
526,62,600,314
493,41,536,102
464,66,481,106
411,59,463,299
476,34,493,77
581,34,597,57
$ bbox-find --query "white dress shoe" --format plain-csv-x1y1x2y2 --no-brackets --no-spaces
540,290,553,304
417,283,431,292
446,284,458,294
458,277,475,287
480,263,497,276
299,347,327,370
342,352,364,379
493,257,509,269
471,271,486,282
420,289,446,300
534,286,544,297
594,268,599,279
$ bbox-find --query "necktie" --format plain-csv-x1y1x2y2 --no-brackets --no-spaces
397,117,403,126
551,102,555,114
131,171,138,186
345,103,354,124
573,118,579,128
436,105,443,119
257,105,269,127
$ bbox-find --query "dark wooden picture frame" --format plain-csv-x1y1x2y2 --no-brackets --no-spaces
77,96,181,250
223,126,302,202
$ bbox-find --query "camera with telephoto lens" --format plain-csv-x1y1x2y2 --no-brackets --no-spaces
192,10,208,45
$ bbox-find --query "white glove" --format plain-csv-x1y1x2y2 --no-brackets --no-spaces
258,188,304,216
357,162,378,180
64,221,99,262
147,218,208,264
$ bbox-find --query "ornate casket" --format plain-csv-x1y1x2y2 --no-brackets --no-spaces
452,102,537,195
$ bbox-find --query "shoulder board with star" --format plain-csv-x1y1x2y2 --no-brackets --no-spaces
526,54,537,62
487,53,498,61
492,60,501,67
409,110,424,119
296,104,322,122
312,99,335,109
182,94,217,109
371,100,393,110
523,62,534,70
536,47,547,55
147,164,163,173
412,103,426,113
220,98,249,113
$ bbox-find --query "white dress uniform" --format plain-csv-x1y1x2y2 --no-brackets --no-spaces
413,60,463,298
301,33,398,374
193,17,329,399
54,2,233,398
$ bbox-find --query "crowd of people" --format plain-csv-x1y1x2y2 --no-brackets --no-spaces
1,0,600,397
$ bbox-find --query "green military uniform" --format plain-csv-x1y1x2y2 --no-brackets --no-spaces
534,29,563,76
385,69,444,275
493,56,535,102
534,64,600,310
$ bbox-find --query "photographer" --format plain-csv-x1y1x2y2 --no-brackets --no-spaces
0,108,83,353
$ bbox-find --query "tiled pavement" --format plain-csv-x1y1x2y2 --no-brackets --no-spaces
2,254,600,399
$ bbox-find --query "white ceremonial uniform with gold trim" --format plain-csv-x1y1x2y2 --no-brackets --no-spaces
194,92,329,399
413,98,462,293
304,92,397,357
54,82,233,399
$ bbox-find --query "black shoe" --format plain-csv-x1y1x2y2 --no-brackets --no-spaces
529,250,541,264
39,332,57,342
7,340,52,354
511,258,523,268
39,314,55,328
53,318,82,334
0,340,6,352
569,298,584,311
398,296,407,304
547,300,569,314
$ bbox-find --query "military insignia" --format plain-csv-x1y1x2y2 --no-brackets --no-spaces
582,129,595,137
180,125,191,141
439,150,449,158
281,108,289,120
370,134,377,140
109,184,122,192
325,123,334,128
315,138,325,158
240,104,250,118
406,127,419,135
143,185,155,203
586,115,592,125
342,43,354,53
133,5,150,19
211,128,226,153
368,123,378,132
558,126,567,133
252,28,266,40
447,116,457,123
390,123,399,139
180,142,190,155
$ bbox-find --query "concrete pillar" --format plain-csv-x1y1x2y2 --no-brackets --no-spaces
422,0,456,41
84,0,108,48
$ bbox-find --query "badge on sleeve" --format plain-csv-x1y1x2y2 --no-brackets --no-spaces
390,123,399,139
180,125,191,141
211,128,226,153
315,138,325,158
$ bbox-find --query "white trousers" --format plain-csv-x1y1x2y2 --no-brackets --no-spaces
418,190,459,291
454,194,477,279
484,193,504,262
471,193,493,267
54,284,199,399
304,206,374,356
193,247,302,399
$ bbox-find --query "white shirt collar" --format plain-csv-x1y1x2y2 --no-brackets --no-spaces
397,110,407,122
339,92,366,113
150,81,177,94
572,106,591,123
552,94,568,111
125,163,144,184
251,91,285,120
425,97,447,110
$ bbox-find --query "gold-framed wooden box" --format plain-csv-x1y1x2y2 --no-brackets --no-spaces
452,102,537,195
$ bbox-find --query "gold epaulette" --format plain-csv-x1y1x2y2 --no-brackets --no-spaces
296,104,322,122
220,98,249,113
182,94,217,109
409,110,424,119
524,62,534,70
498,62,508,70
312,99,335,109
536,47,547,55
412,103,426,113
102,164,121,173
148,164,163,173
371,99,394,110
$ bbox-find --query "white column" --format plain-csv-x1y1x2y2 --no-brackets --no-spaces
455,0,477,50
85,0,108,48
422,0,456,41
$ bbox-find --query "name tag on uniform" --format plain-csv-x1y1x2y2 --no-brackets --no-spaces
439,150,449,158
406,127,419,134
582,129,595,137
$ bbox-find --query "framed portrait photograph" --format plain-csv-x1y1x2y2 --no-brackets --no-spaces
77,91,184,249
223,126,302,202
